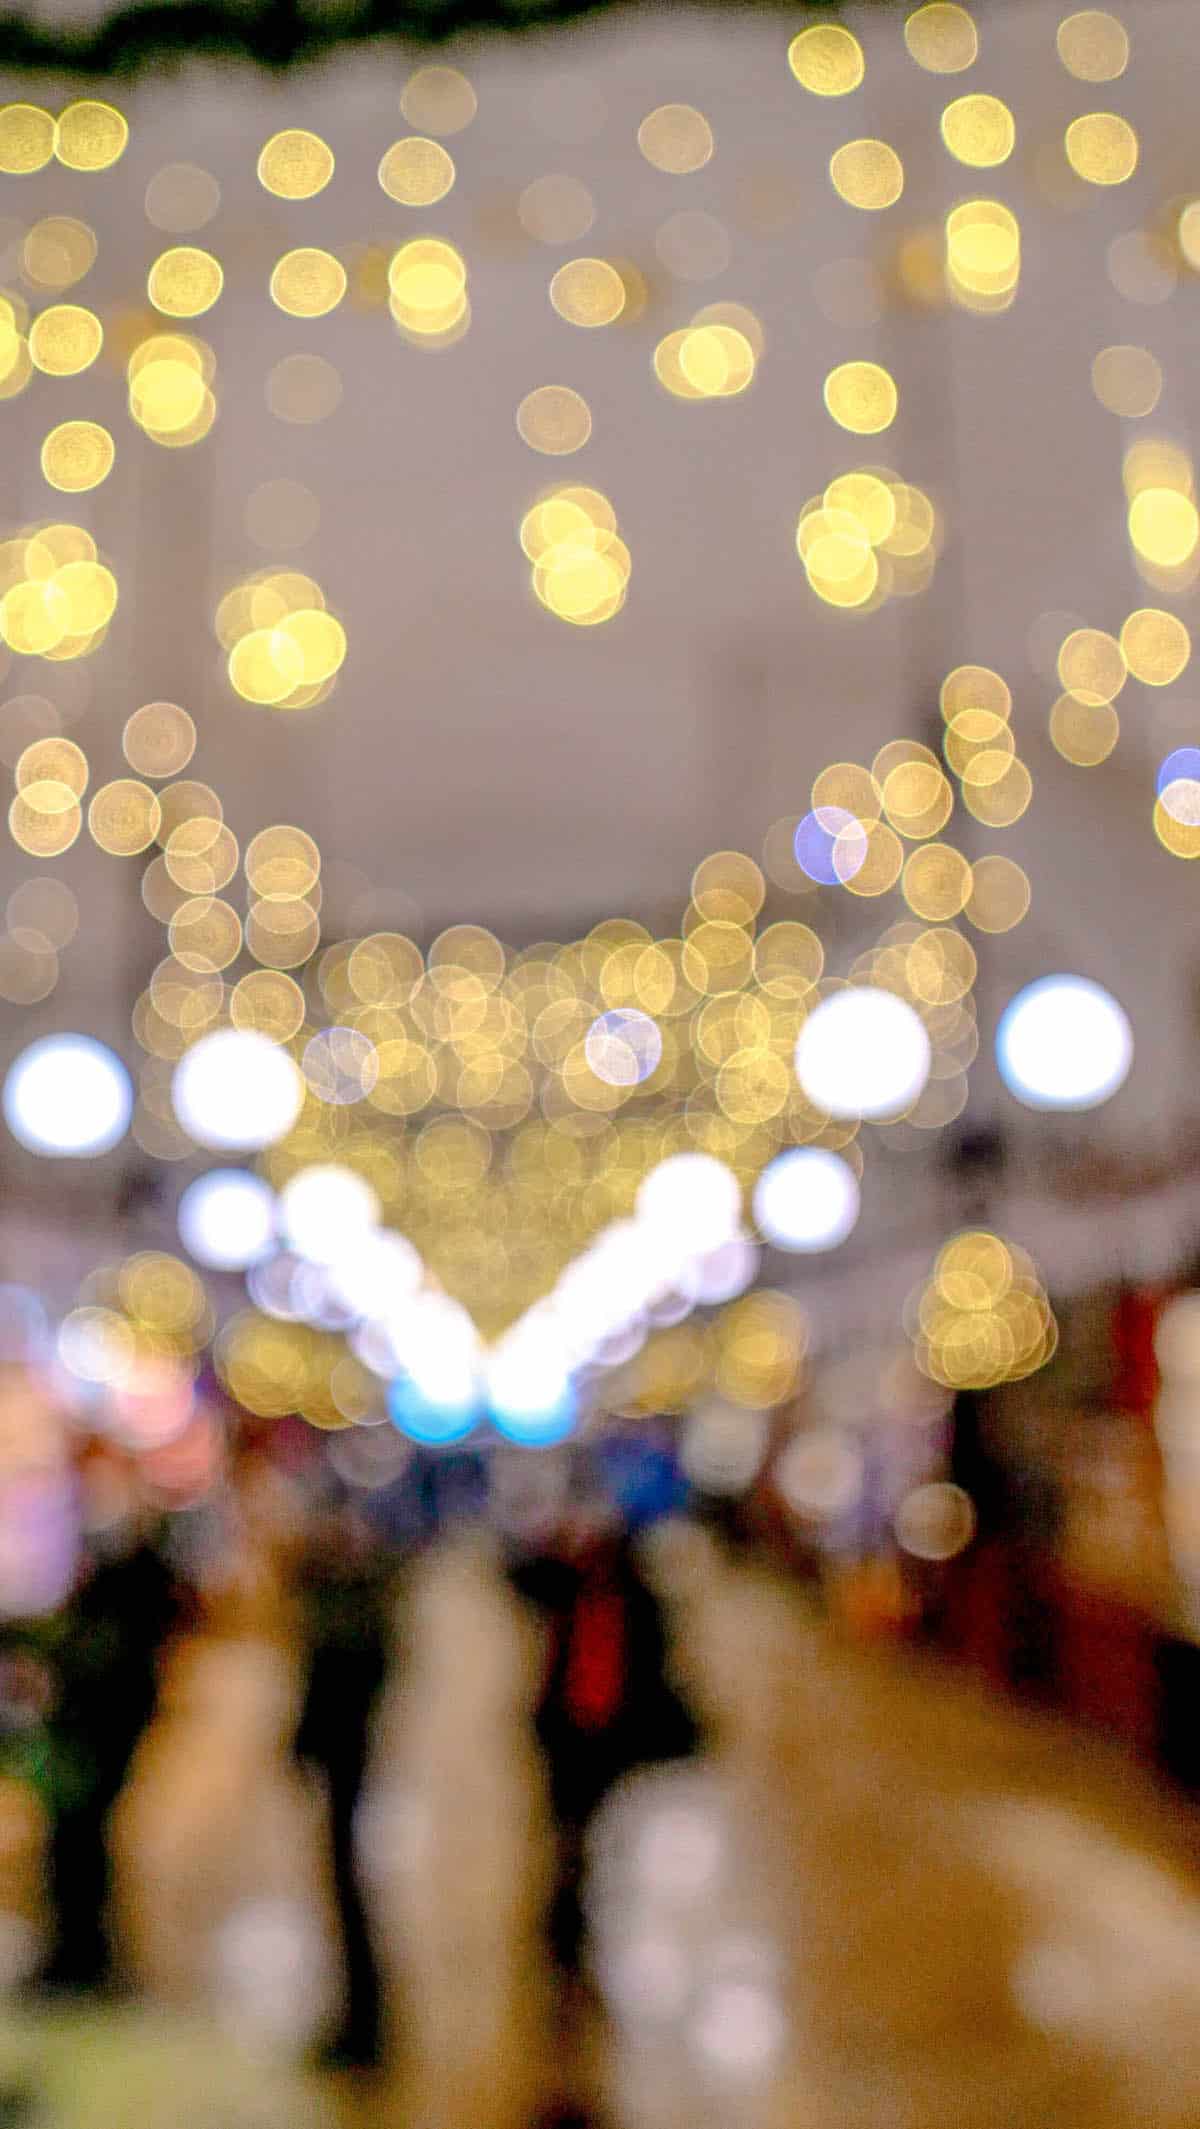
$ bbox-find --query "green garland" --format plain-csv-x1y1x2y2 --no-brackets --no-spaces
0,0,866,80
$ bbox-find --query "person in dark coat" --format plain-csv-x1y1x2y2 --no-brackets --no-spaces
508,1497,701,1983
36,1515,188,1993
293,1495,395,2072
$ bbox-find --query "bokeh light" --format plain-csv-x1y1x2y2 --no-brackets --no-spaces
788,24,865,94
4,1034,132,1156
752,1148,860,1252
794,989,932,1120
172,1028,304,1150
178,1169,277,1271
996,975,1132,1110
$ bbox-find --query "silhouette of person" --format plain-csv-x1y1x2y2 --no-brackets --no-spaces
293,1493,394,2071
38,1503,188,1992
508,1492,701,1983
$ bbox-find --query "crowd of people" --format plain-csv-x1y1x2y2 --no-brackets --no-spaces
0,1414,710,2125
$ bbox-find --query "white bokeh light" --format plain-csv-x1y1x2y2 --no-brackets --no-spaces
585,1008,663,1087
636,1154,743,1261
794,989,931,1120
278,1164,381,1265
486,1329,578,1446
172,1028,303,1152
325,1229,424,1319
996,974,1132,1112
4,1035,132,1158
752,1147,861,1252
178,1169,277,1271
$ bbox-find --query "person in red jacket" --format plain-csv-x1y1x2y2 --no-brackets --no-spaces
508,1492,701,1979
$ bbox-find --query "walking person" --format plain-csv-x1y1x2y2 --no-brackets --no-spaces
507,1479,701,2126
293,1492,395,2073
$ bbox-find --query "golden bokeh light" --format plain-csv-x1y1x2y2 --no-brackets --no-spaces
0,104,56,175
399,66,477,137
388,237,468,336
656,324,756,401
147,246,224,318
940,94,1015,167
28,304,103,376
1128,486,1200,569
941,663,1012,722
155,778,222,848
904,3,979,72
257,129,334,199
88,778,162,855
787,23,865,94
883,759,954,839
22,216,96,292
841,818,905,895
1056,9,1130,80
516,385,592,454
1065,111,1139,184
943,708,1014,779
9,789,81,856
691,850,765,926
715,1289,807,1408
1120,606,1191,685
40,421,114,493
962,754,1033,825
823,361,898,434
914,1231,1056,1387
549,257,626,327
270,248,347,318
1154,791,1200,858
378,136,456,205
521,482,629,626
123,701,196,779
245,822,321,901
637,104,714,175
169,895,243,973
1057,625,1126,701
55,101,127,172
945,198,1020,301
1091,343,1162,418
830,138,904,210
903,842,972,921
127,331,215,445
165,816,238,895
0,926,57,1006
812,760,883,823
1179,201,1200,272
222,570,347,707
16,737,87,798
231,967,306,1043
1049,691,1120,765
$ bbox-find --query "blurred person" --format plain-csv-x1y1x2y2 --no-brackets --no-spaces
506,1468,701,2124
938,1387,1061,1696
292,1488,397,2073
31,1448,192,1995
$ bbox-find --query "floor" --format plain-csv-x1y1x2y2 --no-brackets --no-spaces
7,1523,1200,2127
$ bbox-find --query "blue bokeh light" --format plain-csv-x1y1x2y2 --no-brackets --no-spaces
490,1383,579,1448
1158,747,1200,795
793,806,866,886
387,1374,481,1446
